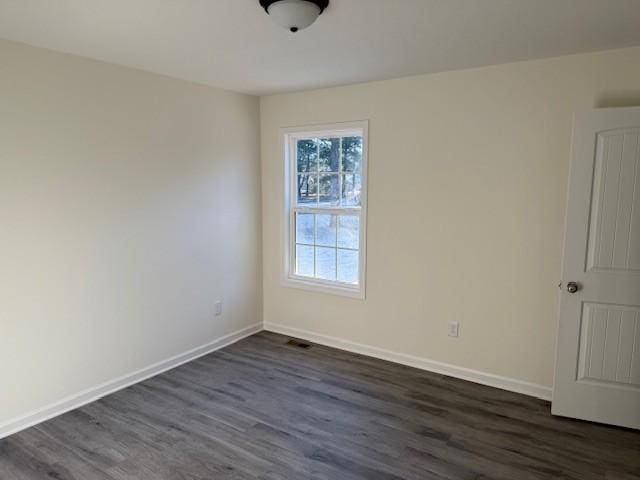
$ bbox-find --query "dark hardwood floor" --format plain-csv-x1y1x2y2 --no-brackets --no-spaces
1,331,639,480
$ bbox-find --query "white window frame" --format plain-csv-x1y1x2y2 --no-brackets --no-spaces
281,120,368,299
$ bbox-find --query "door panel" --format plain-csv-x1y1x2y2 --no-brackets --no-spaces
586,130,640,272
553,107,640,429
576,303,640,387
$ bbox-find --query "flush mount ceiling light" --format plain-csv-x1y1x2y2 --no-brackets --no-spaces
259,0,329,33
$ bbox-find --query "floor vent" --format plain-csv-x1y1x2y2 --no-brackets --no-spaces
287,339,312,349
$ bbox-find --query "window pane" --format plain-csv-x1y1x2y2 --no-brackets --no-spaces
318,138,340,172
287,128,365,292
316,214,337,247
341,173,361,206
297,174,317,204
316,247,337,280
341,136,362,173
296,245,314,277
318,173,340,206
337,249,359,284
297,139,318,173
295,213,314,244
337,215,359,249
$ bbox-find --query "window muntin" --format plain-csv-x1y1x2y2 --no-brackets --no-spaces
284,123,367,297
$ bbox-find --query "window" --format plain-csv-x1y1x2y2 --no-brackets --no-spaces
282,121,368,298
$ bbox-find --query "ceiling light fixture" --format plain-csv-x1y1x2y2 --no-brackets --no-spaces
259,0,329,33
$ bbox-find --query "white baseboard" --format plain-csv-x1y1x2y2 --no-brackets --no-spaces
264,322,553,401
0,322,263,440
2,320,552,440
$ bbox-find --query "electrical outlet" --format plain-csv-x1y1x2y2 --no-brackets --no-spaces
214,301,222,316
448,321,459,338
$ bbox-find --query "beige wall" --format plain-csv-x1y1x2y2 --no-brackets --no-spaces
3,39,640,428
260,46,640,389
0,40,261,425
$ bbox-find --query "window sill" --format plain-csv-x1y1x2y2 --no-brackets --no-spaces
282,275,365,300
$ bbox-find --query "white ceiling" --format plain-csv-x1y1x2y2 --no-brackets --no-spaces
1,0,639,95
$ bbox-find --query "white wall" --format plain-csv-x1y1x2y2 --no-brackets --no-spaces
3,38,640,429
260,46,640,391
0,39,262,426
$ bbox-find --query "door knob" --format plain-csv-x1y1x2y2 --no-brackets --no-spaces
566,281,580,293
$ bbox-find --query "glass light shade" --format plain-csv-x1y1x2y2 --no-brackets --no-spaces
267,0,321,32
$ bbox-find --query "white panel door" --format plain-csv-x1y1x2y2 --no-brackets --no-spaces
553,107,640,429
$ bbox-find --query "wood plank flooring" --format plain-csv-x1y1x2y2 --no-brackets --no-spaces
1,331,639,479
